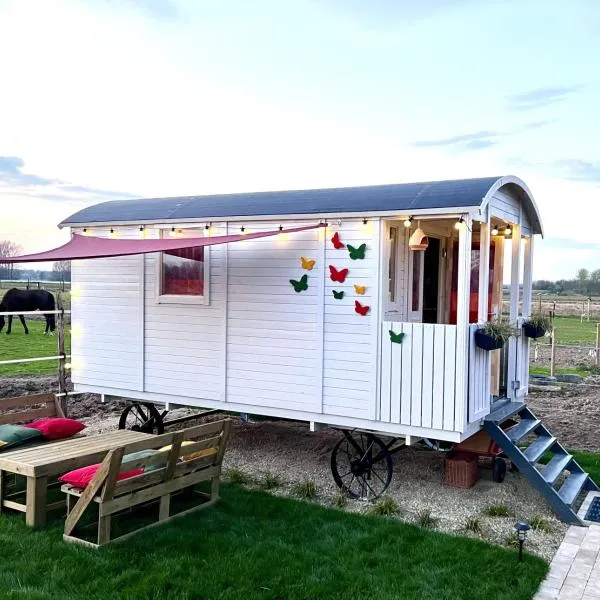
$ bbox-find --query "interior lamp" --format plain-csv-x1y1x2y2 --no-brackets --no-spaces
404,216,413,228
505,226,512,236
491,225,499,236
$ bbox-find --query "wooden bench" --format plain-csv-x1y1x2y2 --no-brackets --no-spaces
0,393,65,426
62,419,231,547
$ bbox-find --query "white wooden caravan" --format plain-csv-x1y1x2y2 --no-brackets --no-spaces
57,175,546,497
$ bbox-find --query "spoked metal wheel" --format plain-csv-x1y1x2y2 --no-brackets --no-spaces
331,431,393,500
118,402,165,434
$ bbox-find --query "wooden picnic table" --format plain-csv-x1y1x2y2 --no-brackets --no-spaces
0,429,151,528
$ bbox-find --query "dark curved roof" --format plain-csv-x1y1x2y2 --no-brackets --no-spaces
60,176,542,234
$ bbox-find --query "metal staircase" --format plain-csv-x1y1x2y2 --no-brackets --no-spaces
483,402,599,526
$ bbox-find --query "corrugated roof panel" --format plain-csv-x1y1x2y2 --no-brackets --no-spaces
61,177,501,226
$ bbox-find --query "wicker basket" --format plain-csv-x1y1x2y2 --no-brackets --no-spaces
444,451,479,489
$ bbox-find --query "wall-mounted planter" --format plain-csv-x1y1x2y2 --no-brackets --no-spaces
523,323,547,339
474,330,505,351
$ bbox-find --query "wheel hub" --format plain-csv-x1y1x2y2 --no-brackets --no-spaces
350,457,370,477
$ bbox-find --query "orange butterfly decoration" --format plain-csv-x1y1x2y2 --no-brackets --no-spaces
329,265,349,283
331,232,345,250
301,257,316,271
355,300,370,316
354,284,366,295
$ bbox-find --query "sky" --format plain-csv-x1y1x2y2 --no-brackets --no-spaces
0,0,599,280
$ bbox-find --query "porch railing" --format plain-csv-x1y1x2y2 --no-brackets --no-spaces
380,322,494,434
380,322,460,432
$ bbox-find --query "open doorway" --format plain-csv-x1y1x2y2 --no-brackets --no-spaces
422,238,440,323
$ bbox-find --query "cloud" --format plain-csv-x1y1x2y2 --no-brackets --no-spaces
555,159,600,183
506,86,583,111
0,156,136,202
100,0,180,20
412,121,552,152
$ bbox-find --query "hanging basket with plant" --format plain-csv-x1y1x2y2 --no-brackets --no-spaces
522,313,552,339
474,320,516,351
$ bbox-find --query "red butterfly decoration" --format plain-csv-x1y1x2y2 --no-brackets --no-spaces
331,232,345,249
355,300,370,316
329,265,349,283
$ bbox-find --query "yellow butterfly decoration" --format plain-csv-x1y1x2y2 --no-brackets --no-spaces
354,284,366,295
301,257,316,271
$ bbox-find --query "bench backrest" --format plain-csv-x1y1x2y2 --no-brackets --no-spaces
0,393,62,425
86,419,231,503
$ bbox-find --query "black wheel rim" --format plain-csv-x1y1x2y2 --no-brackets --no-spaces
118,403,164,434
331,433,393,500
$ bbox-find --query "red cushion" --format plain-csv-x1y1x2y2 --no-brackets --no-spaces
59,464,144,489
24,418,85,440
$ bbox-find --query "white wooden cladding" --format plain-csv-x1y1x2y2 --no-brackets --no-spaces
71,227,144,390
379,322,459,432
226,221,323,413
467,324,492,422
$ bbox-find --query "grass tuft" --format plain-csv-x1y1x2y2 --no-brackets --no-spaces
370,497,400,516
225,468,253,485
292,480,317,500
258,472,284,490
529,515,552,533
465,516,483,534
485,504,513,517
332,491,348,509
416,508,438,529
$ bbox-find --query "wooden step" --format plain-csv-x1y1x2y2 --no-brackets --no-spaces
558,473,588,506
541,453,572,485
523,436,556,464
508,419,541,444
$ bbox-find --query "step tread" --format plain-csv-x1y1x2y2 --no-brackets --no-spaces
541,453,573,484
484,402,526,424
523,436,556,463
508,419,541,443
558,473,588,505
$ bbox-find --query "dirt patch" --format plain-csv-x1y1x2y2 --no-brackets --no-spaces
530,343,598,371
527,382,600,452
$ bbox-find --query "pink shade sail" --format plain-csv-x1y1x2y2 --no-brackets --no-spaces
5,223,326,263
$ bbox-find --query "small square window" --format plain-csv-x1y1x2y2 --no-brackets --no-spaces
157,229,209,304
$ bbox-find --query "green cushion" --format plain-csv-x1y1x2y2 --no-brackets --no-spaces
0,424,44,452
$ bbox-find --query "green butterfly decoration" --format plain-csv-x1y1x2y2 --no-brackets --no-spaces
389,330,405,344
290,274,308,293
332,290,344,300
347,243,366,260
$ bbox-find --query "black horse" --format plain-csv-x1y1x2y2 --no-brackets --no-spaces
0,288,56,335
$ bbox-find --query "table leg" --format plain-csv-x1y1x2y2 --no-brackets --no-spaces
26,476,48,528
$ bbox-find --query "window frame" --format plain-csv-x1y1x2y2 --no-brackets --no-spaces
155,227,210,305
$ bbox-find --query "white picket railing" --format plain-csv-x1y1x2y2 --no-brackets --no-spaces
467,324,492,422
380,321,494,434
380,322,460,432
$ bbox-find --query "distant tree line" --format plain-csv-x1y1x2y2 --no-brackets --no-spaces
0,239,71,284
533,268,600,296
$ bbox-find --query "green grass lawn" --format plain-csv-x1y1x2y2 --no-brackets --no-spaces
529,366,591,377
571,450,600,483
552,316,598,345
0,320,71,377
0,484,547,600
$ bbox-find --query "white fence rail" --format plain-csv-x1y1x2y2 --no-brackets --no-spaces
380,322,460,432
467,324,492,422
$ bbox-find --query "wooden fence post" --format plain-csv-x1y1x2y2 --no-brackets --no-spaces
57,293,68,417
596,323,600,369
550,326,556,378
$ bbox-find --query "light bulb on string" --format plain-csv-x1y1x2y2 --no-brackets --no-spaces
404,216,413,228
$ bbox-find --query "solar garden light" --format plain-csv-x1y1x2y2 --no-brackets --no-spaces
514,521,530,562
